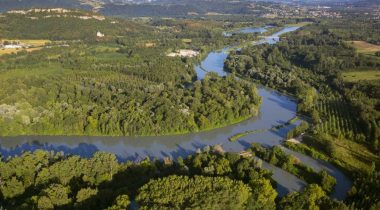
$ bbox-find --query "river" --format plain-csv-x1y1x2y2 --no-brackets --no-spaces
0,26,351,199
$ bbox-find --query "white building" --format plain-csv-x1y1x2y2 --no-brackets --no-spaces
3,44,23,49
97,31,105,37
167,49,199,58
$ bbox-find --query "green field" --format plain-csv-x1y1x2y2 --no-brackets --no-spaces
342,70,380,82
348,41,380,54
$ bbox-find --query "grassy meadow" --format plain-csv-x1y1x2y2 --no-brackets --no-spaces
348,41,380,54
342,70,380,82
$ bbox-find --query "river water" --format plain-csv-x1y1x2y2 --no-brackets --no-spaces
0,26,351,199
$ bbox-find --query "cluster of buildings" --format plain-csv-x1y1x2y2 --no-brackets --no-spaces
0,41,28,50
249,3,345,19
167,49,199,58
7,8,72,14
306,8,343,18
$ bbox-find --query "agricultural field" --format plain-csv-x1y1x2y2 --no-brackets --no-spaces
294,134,380,172
348,41,380,54
0,47,44,56
315,97,364,141
1,39,51,45
0,39,50,56
342,70,380,82
331,136,380,171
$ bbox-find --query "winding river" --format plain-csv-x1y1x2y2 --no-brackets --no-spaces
0,26,351,199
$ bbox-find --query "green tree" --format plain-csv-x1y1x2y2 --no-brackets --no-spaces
40,184,71,208
37,196,54,210
0,176,25,199
318,170,336,193
136,175,251,209
279,184,326,210
106,195,131,210
76,188,98,203
246,179,277,210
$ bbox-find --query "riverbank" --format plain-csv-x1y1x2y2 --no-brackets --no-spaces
229,116,299,142
0,107,260,138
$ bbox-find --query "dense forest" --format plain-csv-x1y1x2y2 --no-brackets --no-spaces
0,11,150,41
0,11,262,136
0,149,348,210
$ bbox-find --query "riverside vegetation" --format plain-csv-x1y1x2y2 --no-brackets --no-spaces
0,149,347,210
224,18,380,209
0,7,379,210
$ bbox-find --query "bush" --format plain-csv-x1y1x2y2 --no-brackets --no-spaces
319,170,337,193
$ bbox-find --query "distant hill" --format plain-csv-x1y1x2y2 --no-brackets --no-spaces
0,8,150,41
0,0,378,16
0,0,85,12
0,0,97,13
0,0,258,17
0,0,158,12
100,1,255,17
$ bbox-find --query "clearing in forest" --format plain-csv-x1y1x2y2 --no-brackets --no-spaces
348,41,380,54
342,70,380,82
